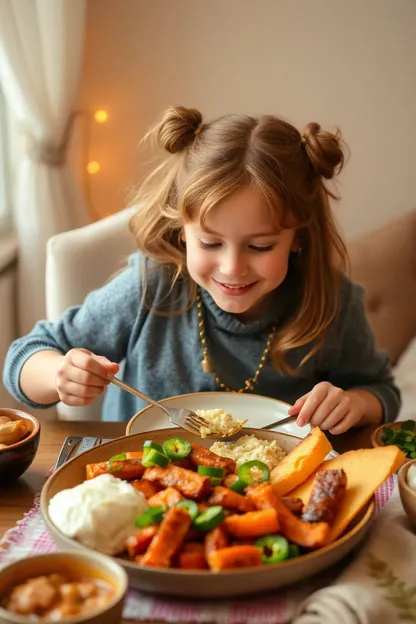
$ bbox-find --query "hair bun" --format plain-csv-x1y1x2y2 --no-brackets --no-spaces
302,122,345,180
158,106,203,154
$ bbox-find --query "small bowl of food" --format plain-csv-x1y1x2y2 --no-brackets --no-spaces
398,458,416,528
0,408,40,490
0,550,128,624
371,420,416,463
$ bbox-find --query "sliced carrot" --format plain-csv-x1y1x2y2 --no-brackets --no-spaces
86,462,108,480
126,451,144,459
205,526,229,558
86,459,145,481
131,480,161,499
247,483,329,549
208,486,254,513
126,525,158,557
178,551,208,570
223,509,279,539
141,507,191,568
208,545,262,571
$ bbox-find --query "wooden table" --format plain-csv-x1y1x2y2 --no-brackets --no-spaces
0,419,376,623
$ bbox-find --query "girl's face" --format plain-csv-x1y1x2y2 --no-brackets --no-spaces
183,185,297,321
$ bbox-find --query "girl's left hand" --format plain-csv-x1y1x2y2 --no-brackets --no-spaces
288,382,367,435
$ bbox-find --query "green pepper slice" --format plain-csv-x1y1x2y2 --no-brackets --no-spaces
162,437,192,461
238,460,270,485
194,506,225,532
229,477,248,494
143,440,164,457
135,505,166,528
210,477,223,486
108,453,126,463
255,535,289,564
288,544,300,559
141,448,169,468
197,465,225,485
176,499,199,520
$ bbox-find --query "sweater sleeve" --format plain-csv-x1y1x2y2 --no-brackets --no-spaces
2,254,144,409
322,278,401,423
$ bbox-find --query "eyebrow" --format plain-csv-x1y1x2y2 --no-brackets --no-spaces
202,227,281,238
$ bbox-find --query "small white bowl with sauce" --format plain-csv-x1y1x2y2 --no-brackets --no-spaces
398,458,416,528
0,551,127,624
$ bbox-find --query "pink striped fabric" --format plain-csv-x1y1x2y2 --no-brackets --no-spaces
0,473,396,624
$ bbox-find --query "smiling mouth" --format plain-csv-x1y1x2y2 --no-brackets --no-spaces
212,279,257,292
221,283,252,289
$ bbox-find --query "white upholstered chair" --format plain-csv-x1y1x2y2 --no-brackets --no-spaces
45,206,137,420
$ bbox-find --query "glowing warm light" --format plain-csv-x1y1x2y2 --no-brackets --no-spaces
87,161,100,174
94,110,108,123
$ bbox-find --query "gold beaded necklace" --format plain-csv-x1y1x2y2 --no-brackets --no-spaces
196,288,277,393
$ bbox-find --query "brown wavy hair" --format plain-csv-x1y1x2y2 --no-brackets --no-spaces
130,106,348,373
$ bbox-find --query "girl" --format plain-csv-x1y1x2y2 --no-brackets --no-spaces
3,107,400,433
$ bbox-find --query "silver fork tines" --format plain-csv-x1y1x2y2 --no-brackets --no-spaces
188,414,210,428
184,418,203,434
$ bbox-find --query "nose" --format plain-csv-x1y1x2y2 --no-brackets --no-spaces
219,248,248,278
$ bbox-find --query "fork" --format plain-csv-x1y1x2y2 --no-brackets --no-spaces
111,377,242,439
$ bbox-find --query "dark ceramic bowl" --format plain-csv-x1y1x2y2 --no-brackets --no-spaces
0,408,40,490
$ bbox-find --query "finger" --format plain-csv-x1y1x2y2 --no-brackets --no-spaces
296,384,330,426
94,355,119,378
66,366,111,388
328,410,362,435
59,381,106,400
69,350,118,379
288,393,309,416
328,413,357,435
308,389,345,428
318,401,350,431
59,392,100,407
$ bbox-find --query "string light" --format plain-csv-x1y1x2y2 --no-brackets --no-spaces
94,109,108,123
86,161,100,174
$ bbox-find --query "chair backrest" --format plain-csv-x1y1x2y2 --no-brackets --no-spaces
46,206,137,420
348,210,416,366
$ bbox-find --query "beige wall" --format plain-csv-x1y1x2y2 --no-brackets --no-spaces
75,0,415,238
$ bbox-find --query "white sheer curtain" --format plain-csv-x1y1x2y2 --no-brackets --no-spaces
0,0,90,334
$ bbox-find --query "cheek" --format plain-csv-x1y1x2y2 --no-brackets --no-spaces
257,251,290,280
185,242,216,277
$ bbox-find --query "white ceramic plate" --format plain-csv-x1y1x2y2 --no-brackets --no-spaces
126,391,311,438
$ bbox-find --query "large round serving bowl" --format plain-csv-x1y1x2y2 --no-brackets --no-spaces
40,427,374,599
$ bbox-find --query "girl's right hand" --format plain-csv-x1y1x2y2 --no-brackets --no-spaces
56,348,119,406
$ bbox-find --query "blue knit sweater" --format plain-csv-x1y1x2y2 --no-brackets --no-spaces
3,254,401,423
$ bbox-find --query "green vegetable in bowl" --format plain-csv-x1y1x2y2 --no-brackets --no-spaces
381,421,416,459
163,437,192,461
255,535,289,564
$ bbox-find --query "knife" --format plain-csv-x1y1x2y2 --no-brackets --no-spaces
261,414,298,430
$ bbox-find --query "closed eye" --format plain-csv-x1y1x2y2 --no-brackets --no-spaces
249,245,275,252
199,241,222,250
198,241,275,252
